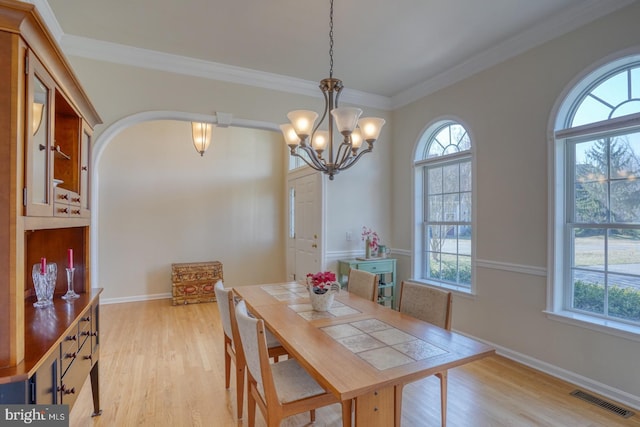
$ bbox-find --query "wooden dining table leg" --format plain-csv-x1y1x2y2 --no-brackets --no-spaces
341,399,352,427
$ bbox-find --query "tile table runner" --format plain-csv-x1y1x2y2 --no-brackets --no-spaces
321,319,449,370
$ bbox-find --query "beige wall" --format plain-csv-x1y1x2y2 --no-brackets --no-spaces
391,2,640,403
97,120,286,299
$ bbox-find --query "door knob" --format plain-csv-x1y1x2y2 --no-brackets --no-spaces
312,243,318,248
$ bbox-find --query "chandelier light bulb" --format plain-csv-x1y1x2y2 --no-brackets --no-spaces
358,117,386,142
287,110,319,139
279,123,300,148
312,130,329,153
350,128,363,150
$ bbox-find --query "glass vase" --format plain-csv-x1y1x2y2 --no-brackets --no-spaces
32,263,57,308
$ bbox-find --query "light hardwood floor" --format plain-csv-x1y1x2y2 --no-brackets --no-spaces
69,299,639,427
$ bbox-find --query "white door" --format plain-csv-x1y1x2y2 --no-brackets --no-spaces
286,170,323,283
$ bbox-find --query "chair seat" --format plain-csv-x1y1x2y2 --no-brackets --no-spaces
270,359,327,404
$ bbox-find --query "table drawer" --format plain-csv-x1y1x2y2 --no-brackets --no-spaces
356,260,394,274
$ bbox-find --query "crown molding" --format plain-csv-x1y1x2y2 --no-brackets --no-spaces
28,0,633,113
390,0,636,109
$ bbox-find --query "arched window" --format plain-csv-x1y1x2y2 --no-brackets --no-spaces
414,120,473,291
550,55,640,335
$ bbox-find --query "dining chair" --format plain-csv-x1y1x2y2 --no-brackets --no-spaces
214,281,287,419
234,300,343,427
347,268,378,302
396,281,452,427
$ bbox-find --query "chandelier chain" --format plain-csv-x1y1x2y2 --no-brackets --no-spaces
329,0,334,78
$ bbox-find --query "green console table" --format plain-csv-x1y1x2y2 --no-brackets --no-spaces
338,258,397,309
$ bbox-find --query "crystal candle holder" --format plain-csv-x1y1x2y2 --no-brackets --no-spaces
32,262,57,308
62,267,79,300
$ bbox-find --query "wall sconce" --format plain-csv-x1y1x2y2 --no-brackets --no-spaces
32,102,44,135
191,122,212,156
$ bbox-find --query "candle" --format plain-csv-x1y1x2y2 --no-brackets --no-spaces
67,248,73,269
40,257,46,275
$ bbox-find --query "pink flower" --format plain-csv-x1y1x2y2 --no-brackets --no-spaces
361,226,381,252
306,271,337,294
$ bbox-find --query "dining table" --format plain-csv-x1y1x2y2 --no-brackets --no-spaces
233,282,495,427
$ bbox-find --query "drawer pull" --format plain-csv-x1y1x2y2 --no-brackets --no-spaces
65,335,77,341
71,197,81,203
65,352,77,360
71,209,81,215
57,207,69,214
82,316,91,322
90,331,98,337
83,354,93,361
80,331,90,337
58,193,69,200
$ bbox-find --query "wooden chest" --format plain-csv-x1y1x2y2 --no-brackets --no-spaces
171,261,223,305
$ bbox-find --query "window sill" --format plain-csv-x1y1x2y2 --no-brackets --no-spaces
544,310,640,343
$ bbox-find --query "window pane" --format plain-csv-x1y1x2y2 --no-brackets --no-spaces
460,161,472,191
440,253,458,282
632,67,640,99
428,195,443,221
610,180,640,223
460,192,471,222
427,252,441,280
428,167,442,194
443,194,459,221
441,226,457,255
428,225,447,254
573,228,605,269
458,225,471,255
572,271,605,314
572,96,612,127
443,164,459,193
574,182,608,223
575,139,607,179
459,255,471,285
608,278,640,322
591,70,628,110
608,231,640,275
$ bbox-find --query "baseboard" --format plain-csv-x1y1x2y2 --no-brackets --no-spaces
455,330,640,411
101,292,172,305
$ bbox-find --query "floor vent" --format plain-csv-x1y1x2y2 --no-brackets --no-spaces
570,390,635,418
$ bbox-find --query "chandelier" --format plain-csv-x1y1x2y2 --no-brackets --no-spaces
280,0,385,180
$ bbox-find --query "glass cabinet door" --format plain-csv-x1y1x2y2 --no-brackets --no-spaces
25,51,55,216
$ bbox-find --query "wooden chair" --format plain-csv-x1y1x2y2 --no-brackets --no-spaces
213,281,287,419
234,300,344,427
396,281,452,426
347,268,378,302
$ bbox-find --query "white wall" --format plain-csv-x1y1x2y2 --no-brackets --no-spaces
391,2,640,405
97,120,286,300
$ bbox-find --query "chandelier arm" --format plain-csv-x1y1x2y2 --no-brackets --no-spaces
296,145,328,171
336,146,374,172
290,150,327,173
334,140,354,168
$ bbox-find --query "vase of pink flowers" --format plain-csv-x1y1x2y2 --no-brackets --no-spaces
361,226,380,259
306,271,340,311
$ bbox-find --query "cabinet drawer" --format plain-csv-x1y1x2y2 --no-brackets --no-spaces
357,260,394,274
59,338,92,407
78,314,92,348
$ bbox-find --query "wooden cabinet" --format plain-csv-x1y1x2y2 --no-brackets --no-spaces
338,258,397,309
0,0,102,417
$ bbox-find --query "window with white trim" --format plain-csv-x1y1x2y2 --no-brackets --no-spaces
414,121,473,291
551,57,640,331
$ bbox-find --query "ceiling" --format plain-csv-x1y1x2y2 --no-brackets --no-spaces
38,0,634,109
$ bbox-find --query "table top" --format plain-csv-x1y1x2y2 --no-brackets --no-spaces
234,282,494,401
